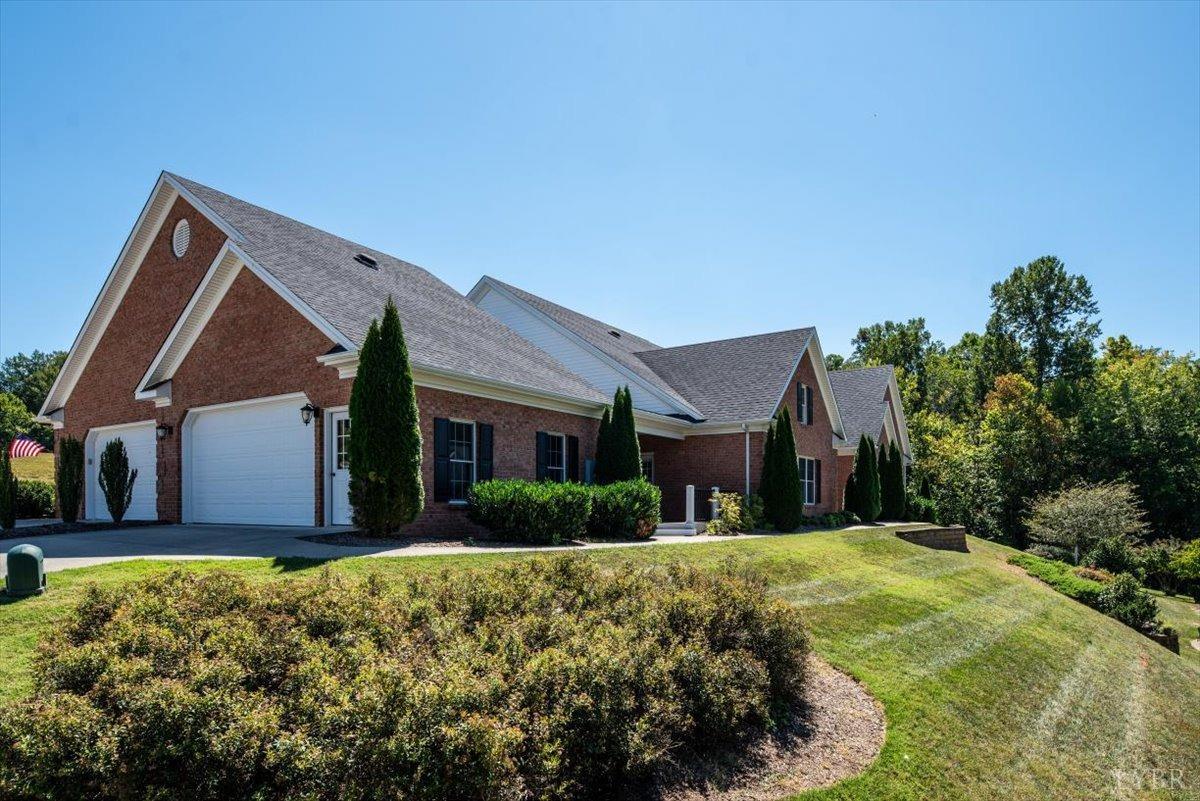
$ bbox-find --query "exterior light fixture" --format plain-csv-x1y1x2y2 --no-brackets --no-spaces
155,424,172,440
300,402,318,426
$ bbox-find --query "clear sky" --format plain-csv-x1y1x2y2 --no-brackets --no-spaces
1,1,1197,362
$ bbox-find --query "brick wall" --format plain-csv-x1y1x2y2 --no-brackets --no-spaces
63,243,600,535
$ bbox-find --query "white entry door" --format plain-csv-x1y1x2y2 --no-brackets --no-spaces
87,422,158,521
185,396,314,525
329,411,352,525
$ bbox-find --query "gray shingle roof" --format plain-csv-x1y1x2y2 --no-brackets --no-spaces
169,174,607,405
828,366,894,447
483,277,703,417
635,329,815,423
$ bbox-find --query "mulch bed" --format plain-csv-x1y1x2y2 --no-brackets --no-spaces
650,655,885,801
2,520,163,540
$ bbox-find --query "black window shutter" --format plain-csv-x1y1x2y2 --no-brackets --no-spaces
535,431,549,481
477,424,494,482
797,383,804,423
567,435,579,482
815,459,822,504
433,418,450,502
807,386,814,425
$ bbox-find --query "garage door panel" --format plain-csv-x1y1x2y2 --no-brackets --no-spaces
187,398,314,526
88,423,158,521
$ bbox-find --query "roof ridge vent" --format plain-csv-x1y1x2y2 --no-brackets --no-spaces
354,253,378,269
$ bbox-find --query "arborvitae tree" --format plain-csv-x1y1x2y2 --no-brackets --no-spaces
607,386,642,482
844,471,859,517
880,440,906,520
765,406,804,531
918,474,932,499
56,436,84,524
98,438,138,523
593,405,612,484
853,435,882,523
0,444,15,530
349,297,424,534
759,422,777,509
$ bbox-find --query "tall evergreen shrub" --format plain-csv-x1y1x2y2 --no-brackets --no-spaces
98,438,138,524
765,407,804,531
853,435,881,523
606,386,641,482
759,423,777,511
0,445,15,530
844,471,858,516
592,405,612,484
349,298,423,534
56,436,84,524
881,441,906,520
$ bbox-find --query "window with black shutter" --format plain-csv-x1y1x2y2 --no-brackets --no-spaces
567,435,579,482
433,418,450,502
477,424,494,483
797,383,814,425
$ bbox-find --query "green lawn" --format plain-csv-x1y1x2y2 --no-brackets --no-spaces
10,452,54,482
1152,591,1200,670
2,528,1198,800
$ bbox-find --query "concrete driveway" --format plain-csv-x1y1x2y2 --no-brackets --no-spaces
0,524,748,577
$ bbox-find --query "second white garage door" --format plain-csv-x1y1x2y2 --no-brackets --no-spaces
184,395,314,525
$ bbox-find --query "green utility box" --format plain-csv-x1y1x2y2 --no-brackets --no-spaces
5,544,46,597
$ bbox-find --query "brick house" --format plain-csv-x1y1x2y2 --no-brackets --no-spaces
38,172,909,533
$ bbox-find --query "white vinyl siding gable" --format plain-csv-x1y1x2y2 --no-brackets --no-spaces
474,288,677,415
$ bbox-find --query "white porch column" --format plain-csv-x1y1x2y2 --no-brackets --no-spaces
685,484,695,526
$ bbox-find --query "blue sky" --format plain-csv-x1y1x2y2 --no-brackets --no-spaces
1,2,1197,362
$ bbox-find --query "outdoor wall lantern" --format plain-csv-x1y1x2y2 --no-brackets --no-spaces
299,402,319,426
155,424,173,440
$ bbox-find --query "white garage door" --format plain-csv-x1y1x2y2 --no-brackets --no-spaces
185,396,314,525
87,422,158,521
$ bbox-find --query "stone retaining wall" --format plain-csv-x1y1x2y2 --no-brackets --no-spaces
896,525,969,552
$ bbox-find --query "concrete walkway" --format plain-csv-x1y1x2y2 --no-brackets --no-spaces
0,524,765,577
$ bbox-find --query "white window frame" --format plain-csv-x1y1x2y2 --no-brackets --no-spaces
544,431,567,483
798,455,817,505
798,382,811,426
448,419,477,504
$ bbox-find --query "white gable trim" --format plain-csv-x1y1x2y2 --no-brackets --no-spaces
467,277,703,419
769,332,845,439
886,370,912,459
37,172,253,422
135,243,354,401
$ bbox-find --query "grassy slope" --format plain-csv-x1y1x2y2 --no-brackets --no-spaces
1153,591,1200,670
10,452,54,482
2,528,1197,800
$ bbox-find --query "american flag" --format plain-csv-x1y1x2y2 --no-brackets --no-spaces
8,435,47,458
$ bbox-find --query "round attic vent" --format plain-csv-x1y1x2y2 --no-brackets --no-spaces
172,218,191,258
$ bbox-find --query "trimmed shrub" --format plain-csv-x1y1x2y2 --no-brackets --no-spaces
1083,535,1137,575
882,441,906,520
1169,539,1200,600
1097,573,1160,631
349,297,424,535
1072,565,1114,583
0,445,14,530
706,491,746,536
907,494,937,524
16,479,55,519
469,479,592,544
804,511,859,529
97,438,137,524
1008,552,1105,607
56,436,84,524
0,557,810,801
586,479,661,540
843,471,858,516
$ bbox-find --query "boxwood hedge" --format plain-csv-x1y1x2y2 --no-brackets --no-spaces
0,557,809,801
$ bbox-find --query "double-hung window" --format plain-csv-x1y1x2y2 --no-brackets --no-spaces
797,383,813,425
449,420,475,503
544,433,567,483
799,456,818,505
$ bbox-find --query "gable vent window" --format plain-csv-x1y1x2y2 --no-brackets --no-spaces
608,330,621,338
354,253,378,269
172,218,191,258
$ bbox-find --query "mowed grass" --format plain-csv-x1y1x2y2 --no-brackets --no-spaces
1153,591,1200,670
2,529,1198,800
10,452,54,482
